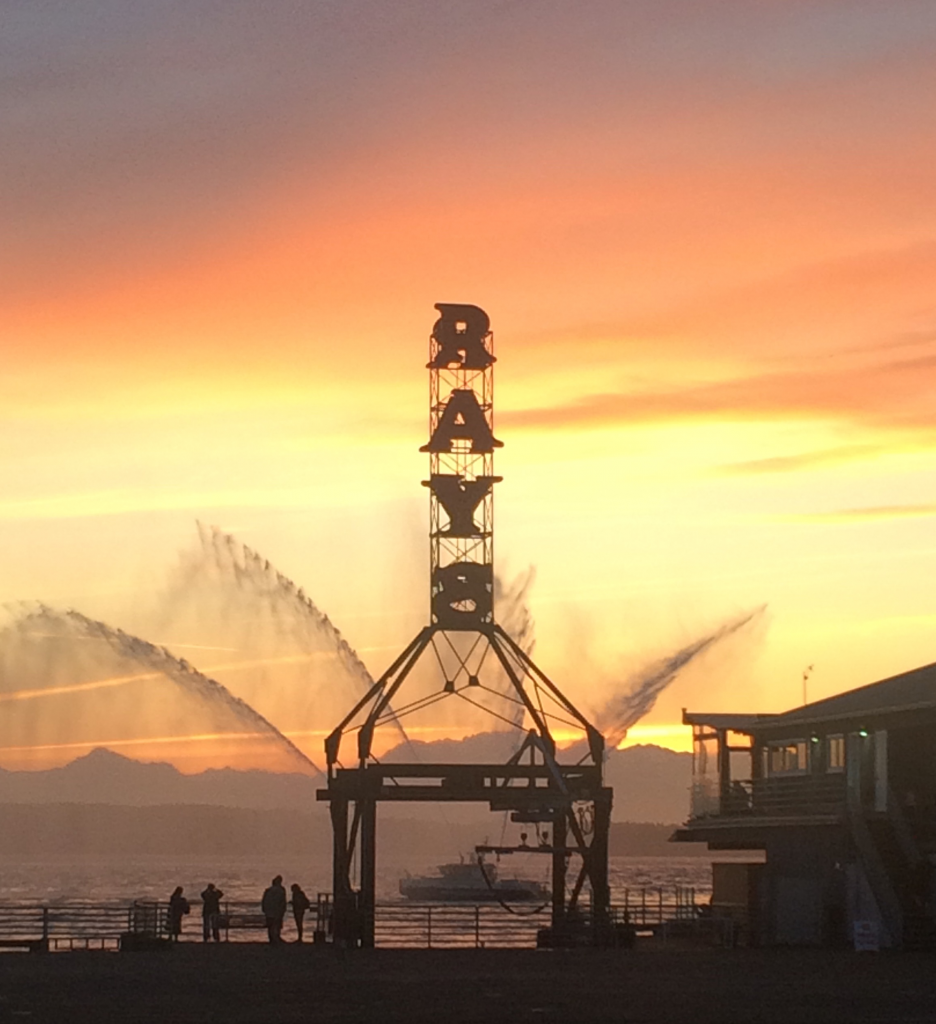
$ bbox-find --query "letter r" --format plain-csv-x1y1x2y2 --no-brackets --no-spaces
429,304,494,370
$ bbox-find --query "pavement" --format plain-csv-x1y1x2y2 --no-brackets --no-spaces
1,944,935,1023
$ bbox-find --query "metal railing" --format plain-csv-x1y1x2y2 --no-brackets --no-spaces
0,903,133,951
614,886,698,929
0,887,701,951
691,774,847,820
375,902,547,948
377,887,700,948
751,774,846,815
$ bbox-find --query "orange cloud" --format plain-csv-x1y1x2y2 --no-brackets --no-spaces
499,350,936,436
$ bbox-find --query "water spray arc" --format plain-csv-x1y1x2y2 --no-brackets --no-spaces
174,522,419,751
8,605,321,776
597,606,767,749
170,522,378,696
319,305,612,948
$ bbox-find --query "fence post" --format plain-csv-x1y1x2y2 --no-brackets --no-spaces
41,906,50,952
658,888,663,924
475,906,480,948
427,906,432,949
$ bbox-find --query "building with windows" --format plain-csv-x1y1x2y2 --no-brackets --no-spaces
674,661,936,948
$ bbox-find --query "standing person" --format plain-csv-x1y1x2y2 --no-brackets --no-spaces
290,883,311,943
261,875,287,945
201,882,224,942
167,886,190,941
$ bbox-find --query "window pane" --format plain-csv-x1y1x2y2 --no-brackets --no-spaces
827,734,844,771
691,728,720,816
767,741,808,774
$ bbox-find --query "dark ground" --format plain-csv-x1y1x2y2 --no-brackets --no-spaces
1,944,935,1024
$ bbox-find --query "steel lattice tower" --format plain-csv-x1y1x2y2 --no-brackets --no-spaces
422,304,500,630
319,304,611,949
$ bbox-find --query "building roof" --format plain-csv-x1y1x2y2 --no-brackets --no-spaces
681,711,771,731
759,660,936,732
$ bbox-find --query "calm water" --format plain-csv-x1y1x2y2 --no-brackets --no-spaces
0,854,718,905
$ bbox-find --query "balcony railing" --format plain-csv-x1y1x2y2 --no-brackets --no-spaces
691,773,847,820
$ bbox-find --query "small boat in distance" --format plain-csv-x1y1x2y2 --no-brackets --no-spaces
399,856,548,902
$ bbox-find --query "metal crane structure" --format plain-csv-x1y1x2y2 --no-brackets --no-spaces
318,304,612,947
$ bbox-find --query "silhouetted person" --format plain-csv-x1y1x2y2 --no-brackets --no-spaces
291,883,311,943
168,886,190,941
261,875,287,944
201,883,224,942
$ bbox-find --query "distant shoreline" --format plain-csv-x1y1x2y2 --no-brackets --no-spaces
0,804,710,859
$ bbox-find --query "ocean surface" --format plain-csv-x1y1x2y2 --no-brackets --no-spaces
0,853,720,905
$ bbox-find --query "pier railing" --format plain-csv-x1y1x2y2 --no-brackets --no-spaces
615,885,699,929
0,887,700,951
376,902,548,948
0,903,133,951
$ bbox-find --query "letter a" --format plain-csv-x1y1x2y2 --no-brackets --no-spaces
429,303,494,370
423,475,501,536
420,390,503,453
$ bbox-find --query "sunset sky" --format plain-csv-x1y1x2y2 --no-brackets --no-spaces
3,1,936,768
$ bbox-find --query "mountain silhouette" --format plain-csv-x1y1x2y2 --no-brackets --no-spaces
0,748,318,809
0,739,691,823
382,733,691,823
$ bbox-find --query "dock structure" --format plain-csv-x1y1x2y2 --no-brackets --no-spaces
318,305,611,948
676,662,936,948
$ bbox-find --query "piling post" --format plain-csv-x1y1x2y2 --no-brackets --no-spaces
551,809,568,935
359,798,377,948
589,788,612,939
330,798,355,944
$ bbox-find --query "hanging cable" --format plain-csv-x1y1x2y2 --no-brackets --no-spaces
475,855,550,917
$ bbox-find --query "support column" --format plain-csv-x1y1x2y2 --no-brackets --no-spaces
359,799,377,948
330,798,355,945
590,789,613,940
551,808,567,934
717,728,731,812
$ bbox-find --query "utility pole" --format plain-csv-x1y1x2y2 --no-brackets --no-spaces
802,664,814,706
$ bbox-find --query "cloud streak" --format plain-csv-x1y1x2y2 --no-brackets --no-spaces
784,504,936,525
499,349,936,441
714,444,887,476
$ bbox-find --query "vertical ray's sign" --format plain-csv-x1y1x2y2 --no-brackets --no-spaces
421,304,501,629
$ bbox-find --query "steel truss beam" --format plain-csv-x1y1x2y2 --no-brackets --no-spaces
319,622,612,947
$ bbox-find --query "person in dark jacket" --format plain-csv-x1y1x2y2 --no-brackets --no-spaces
201,883,224,942
290,883,311,943
261,875,287,944
167,886,190,940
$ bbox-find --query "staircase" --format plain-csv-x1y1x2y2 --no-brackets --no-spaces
849,794,933,950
